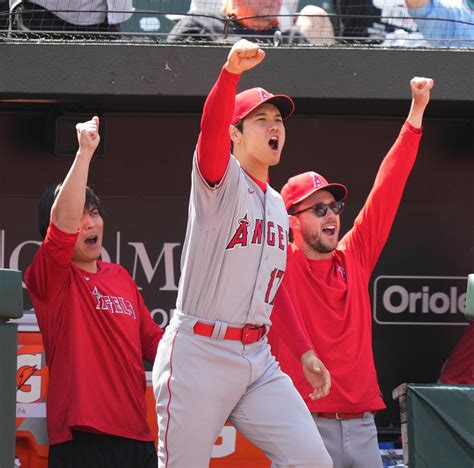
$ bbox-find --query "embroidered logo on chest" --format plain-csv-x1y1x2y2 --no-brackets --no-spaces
91,286,136,320
337,265,347,281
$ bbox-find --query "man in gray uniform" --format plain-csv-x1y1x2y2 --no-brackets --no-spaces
152,39,333,468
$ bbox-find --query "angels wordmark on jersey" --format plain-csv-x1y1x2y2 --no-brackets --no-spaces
226,213,288,251
91,285,137,319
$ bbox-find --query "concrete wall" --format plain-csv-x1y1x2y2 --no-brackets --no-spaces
1,43,473,116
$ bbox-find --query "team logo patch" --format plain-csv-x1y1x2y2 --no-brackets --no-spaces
310,172,325,188
337,265,347,280
259,88,273,102
226,215,251,249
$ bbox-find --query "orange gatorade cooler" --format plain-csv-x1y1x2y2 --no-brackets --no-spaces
16,332,49,468
16,331,269,467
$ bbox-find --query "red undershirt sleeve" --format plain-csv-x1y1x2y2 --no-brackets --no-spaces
341,121,423,272
137,289,164,363
197,67,241,185
271,284,315,359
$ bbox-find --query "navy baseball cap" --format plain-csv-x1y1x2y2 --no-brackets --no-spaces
232,87,294,125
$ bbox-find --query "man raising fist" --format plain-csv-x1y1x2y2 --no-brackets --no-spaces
26,116,163,468
152,39,333,467
269,77,434,468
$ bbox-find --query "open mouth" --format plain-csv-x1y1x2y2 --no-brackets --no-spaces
268,136,279,151
322,225,336,236
85,235,98,245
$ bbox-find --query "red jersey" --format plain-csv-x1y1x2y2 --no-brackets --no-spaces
270,122,422,413
439,322,474,384
25,222,163,445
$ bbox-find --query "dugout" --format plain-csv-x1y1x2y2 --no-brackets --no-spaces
0,43,473,454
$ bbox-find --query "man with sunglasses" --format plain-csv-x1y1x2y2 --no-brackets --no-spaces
269,77,434,468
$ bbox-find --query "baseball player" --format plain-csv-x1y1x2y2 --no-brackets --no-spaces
25,117,163,467
152,40,333,467
269,77,434,468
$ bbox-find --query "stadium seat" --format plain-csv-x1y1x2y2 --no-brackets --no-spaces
121,0,190,34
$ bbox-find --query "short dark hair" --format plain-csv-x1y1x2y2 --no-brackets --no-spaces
38,184,102,239
231,119,244,153
234,119,244,133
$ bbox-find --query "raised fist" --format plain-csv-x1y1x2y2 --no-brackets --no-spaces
224,39,266,75
76,116,100,155
410,77,434,108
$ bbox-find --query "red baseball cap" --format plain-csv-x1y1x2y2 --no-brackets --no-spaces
232,87,294,125
281,171,348,211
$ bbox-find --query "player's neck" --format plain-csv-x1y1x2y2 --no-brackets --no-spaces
74,259,99,273
236,156,269,186
297,240,333,261
244,170,267,191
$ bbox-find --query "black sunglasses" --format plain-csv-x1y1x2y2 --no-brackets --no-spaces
292,200,344,217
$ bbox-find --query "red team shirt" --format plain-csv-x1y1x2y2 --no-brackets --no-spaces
271,122,422,413
439,322,474,384
25,222,163,445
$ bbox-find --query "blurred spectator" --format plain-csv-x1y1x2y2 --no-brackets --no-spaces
337,0,429,46
406,0,474,47
178,0,334,44
1,0,9,29
10,0,133,32
189,0,426,46
295,4,335,44
169,0,306,43
439,322,474,384
189,0,300,29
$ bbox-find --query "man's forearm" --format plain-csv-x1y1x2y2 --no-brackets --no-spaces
51,152,92,233
406,101,427,129
51,117,100,233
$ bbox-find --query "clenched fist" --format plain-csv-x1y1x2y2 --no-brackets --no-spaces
410,77,434,108
224,39,266,75
76,116,100,155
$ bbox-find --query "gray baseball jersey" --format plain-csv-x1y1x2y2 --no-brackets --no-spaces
152,152,332,467
176,152,289,326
